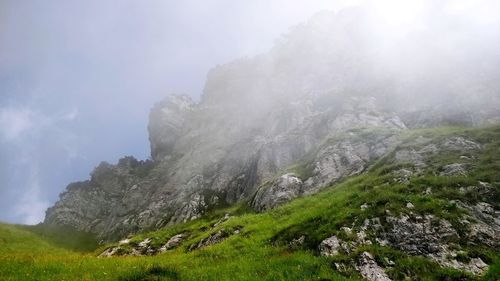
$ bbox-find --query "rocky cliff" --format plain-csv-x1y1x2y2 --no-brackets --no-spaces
95,124,500,280
44,8,500,241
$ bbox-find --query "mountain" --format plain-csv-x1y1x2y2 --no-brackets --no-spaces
35,7,500,280
94,125,500,279
44,8,500,241
3,125,499,280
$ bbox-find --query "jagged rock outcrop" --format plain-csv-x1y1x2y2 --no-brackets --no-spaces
44,8,500,241
251,128,401,211
148,95,195,160
316,198,499,276
44,157,156,239
45,93,406,240
302,130,400,192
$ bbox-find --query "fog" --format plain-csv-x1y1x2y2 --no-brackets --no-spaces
204,0,500,115
1,0,499,224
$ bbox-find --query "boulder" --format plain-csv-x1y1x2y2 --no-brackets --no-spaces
159,234,186,252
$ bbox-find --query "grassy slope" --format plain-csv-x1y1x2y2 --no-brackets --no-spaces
1,125,499,281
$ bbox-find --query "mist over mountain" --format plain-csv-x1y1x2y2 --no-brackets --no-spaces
2,1,500,280
44,5,500,240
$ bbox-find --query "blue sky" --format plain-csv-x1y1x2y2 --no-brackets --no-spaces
0,0,360,224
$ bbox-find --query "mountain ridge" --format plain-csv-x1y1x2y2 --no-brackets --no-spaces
44,8,500,243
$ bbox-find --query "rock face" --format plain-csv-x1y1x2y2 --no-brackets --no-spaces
252,173,303,211
45,93,405,240
252,128,401,211
305,129,498,279
302,131,399,192
318,203,499,277
393,136,482,169
381,212,497,275
384,214,459,255
44,157,156,239
44,9,500,241
148,95,194,160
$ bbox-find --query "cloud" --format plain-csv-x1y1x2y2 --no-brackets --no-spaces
0,104,81,224
445,0,500,25
0,107,34,142
0,105,80,142
62,108,79,121
13,166,49,225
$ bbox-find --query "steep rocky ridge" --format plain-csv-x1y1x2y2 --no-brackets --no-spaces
93,125,499,280
44,8,500,241
46,93,406,241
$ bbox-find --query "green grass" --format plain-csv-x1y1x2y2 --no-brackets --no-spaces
18,224,100,252
1,125,499,280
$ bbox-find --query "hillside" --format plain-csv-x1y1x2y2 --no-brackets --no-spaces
2,125,499,280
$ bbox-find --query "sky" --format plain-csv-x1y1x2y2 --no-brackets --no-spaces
0,0,364,224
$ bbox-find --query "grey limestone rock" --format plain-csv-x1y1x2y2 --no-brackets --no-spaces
159,234,186,253
357,252,392,281
440,163,468,176
319,235,343,257
148,95,195,160
393,137,481,169
189,229,232,251
252,173,303,211
384,214,458,255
